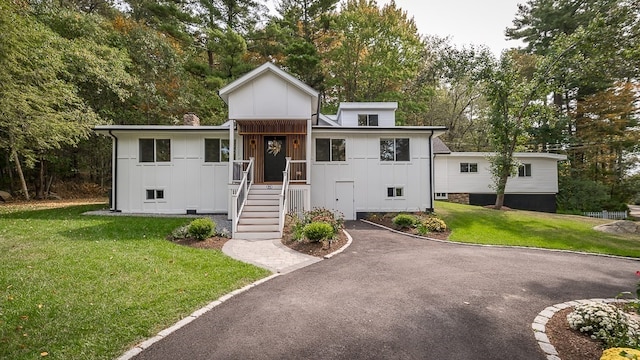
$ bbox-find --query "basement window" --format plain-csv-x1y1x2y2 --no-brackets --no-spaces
387,186,404,198
146,189,165,200
435,192,448,200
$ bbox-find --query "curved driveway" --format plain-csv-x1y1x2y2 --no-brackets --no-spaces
134,221,639,360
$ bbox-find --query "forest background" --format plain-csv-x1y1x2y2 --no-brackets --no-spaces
0,0,638,211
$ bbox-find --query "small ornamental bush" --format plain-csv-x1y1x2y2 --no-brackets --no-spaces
392,214,417,229
286,213,306,241
304,207,344,234
303,222,334,242
188,218,215,241
417,217,448,235
170,225,190,240
567,302,640,349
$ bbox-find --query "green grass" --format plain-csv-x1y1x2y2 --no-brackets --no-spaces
0,203,271,360
435,201,640,257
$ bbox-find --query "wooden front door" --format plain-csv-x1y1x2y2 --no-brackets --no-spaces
264,136,286,182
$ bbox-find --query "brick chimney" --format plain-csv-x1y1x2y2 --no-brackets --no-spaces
183,113,200,126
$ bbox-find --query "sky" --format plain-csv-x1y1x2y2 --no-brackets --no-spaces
377,0,525,55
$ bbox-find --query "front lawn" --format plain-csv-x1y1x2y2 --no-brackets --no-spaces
0,202,271,360
435,201,640,258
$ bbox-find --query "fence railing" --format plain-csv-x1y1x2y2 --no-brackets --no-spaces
278,158,291,236
583,211,628,220
231,157,254,237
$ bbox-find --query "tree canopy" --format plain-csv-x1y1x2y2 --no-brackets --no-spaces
0,0,637,209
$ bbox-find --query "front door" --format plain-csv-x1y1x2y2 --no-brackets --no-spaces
264,136,286,182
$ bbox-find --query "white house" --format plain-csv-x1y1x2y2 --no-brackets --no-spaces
433,139,567,212
95,62,447,239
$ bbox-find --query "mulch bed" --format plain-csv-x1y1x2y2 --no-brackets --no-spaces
281,230,349,258
367,216,451,240
171,236,230,250
545,307,603,360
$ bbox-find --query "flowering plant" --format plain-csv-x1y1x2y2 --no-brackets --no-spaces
567,302,640,349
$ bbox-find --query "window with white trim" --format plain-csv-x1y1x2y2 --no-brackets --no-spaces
146,189,165,200
380,138,410,161
358,114,379,126
434,192,448,199
460,163,478,173
387,186,404,198
518,163,532,177
204,138,230,162
316,138,346,162
139,139,171,163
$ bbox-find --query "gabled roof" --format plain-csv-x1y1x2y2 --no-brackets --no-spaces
218,62,319,104
433,138,451,154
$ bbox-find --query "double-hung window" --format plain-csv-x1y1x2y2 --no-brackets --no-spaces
204,139,230,162
316,138,346,162
358,114,379,126
380,138,410,162
139,139,171,163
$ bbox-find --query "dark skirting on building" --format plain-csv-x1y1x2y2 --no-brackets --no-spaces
469,193,558,213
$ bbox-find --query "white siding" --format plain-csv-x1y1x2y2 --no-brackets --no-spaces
310,132,433,219
337,108,397,127
434,153,562,194
227,71,314,120
113,131,229,214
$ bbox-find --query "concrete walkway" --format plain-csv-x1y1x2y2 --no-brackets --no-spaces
222,238,322,274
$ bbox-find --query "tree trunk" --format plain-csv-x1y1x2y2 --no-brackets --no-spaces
11,149,29,201
494,172,510,210
207,50,215,70
37,156,45,199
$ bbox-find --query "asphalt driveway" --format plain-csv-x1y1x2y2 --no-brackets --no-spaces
133,221,640,360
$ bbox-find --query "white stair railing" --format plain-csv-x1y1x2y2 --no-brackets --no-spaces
232,157,254,237
279,157,291,236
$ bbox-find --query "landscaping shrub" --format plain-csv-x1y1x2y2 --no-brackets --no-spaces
170,225,190,240
188,218,215,240
303,222,334,242
286,213,306,241
567,302,640,349
417,217,448,235
304,207,344,234
392,214,416,229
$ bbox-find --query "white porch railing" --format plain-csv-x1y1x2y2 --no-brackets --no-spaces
232,157,254,237
288,160,307,183
279,157,291,236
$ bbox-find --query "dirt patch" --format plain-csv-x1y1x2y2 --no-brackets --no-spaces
546,307,603,360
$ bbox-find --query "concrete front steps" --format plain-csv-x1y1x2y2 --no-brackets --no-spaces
234,186,283,240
